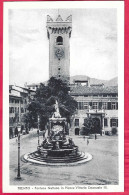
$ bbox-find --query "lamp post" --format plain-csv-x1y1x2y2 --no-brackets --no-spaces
17,123,21,179
37,115,40,146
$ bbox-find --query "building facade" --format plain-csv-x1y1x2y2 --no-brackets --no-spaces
9,92,21,138
70,80,118,136
9,85,34,138
27,83,40,91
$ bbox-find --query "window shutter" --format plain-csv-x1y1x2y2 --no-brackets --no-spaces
110,119,112,127
99,102,102,109
116,102,118,110
117,119,118,127
108,102,111,110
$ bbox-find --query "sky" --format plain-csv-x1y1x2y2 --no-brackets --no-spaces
9,8,117,86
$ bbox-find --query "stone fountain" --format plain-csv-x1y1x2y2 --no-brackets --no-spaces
23,101,92,165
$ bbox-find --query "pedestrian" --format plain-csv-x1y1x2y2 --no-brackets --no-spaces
15,127,18,137
95,134,97,140
83,135,85,141
43,130,45,139
87,138,89,145
9,128,13,139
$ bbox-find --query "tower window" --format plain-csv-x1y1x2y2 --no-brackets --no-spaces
58,68,60,70
56,36,63,45
58,75,60,77
75,119,79,126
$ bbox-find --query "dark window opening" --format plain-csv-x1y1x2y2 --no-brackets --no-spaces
21,108,24,113
84,118,87,124
111,94,117,97
104,118,108,127
75,119,79,126
110,118,118,127
56,36,63,45
75,128,80,135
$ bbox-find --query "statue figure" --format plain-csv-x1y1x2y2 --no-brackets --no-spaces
68,138,75,149
41,138,49,149
55,141,60,150
52,100,61,118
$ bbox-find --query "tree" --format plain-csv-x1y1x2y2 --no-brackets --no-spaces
26,77,78,130
112,127,117,135
82,117,101,135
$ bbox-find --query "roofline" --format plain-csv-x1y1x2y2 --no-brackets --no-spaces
11,89,28,94
15,85,35,92
70,92,118,95
9,94,21,98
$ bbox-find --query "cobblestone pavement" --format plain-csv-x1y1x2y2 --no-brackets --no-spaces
10,129,118,185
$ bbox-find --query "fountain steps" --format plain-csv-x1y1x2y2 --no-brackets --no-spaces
29,157,86,163
33,153,83,159
28,152,87,163
32,151,83,157
30,155,85,161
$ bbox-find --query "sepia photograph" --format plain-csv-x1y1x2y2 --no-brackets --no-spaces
3,1,124,193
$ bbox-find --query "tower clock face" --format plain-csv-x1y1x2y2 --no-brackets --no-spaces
55,48,64,59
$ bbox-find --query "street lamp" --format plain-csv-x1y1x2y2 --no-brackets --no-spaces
17,123,21,179
37,115,40,146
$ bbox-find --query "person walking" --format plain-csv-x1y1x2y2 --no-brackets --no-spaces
15,127,18,137
87,138,89,145
43,130,46,139
95,134,97,140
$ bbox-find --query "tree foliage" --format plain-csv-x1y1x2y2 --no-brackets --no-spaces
26,77,78,130
112,127,117,135
82,117,101,135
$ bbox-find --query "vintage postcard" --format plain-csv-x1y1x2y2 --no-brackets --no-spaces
3,1,124,193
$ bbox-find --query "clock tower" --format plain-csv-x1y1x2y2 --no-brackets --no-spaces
46,14,72,82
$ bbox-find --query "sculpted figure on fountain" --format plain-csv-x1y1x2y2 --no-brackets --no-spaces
52,100,61,118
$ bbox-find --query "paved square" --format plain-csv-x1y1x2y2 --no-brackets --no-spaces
10,129,118,185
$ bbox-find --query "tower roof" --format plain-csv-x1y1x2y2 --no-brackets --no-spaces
56,15,63,22
46,14,72,38
47,15,72,23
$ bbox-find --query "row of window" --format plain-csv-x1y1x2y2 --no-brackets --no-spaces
78,102,118,110
75,118,118,127
82,94,117,97
28,86,38,90
9,99,27,104
9,99,20,104
104,118,118,127
73,94,117,98
9,116,19,123
9,107,27,113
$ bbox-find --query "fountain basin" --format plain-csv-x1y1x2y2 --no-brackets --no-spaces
38,145,78,157
23,151,92,166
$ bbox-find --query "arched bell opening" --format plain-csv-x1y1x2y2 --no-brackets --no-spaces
56,36,63,45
